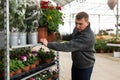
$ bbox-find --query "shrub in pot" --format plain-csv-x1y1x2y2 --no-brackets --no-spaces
27,56,38,69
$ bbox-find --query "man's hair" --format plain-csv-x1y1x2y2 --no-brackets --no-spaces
76,12,89,21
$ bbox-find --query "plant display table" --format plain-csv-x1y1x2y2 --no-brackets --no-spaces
107,43,120,57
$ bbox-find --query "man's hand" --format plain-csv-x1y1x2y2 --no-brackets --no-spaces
40,38,48,46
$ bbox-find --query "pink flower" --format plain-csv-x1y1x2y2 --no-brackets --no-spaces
19,55,27,61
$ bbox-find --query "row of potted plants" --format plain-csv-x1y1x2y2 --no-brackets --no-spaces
9,0,64,33
0,0,64,48
95,39,115,53
9,0,39,46
7,0,64,46
28,69,58,80
0,47,56,78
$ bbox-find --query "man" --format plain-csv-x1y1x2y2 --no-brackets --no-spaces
40,11,95,80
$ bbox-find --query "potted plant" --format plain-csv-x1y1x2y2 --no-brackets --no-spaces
31,51,41,66
45,71,52,80
9,0,27,46
52,69,58,79
38,52,49,63
38,48,55,63
38,0,64,42
49,50,55,61
40,70,52,80
27,56,38,69
24,0,40,44
10,59,17,77
10,58,25,75
19,55,31,72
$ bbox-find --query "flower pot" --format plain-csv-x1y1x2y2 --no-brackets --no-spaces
47,77,52,80
35,60,40,66
28,32,38,44
23,66,30,72
10,32,19,46
44,59,51,63
19,32,27,45
52,74,58,79
0,31,4,49
30,64,36,69
15,69,22,74
10,71,15,77
47,32,55,42
37,27,48,43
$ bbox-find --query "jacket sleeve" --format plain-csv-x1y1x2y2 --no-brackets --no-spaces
47,38,94,52
62,34,72,41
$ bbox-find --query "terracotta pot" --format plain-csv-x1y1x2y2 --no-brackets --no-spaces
23,66,30,72
15,69,22,74
44,59,51,63
30,64,36,69
53,74,58,79
10,71,15,77
47,77,52,80
35,60,40,66
37,27,48,43
47,32,55,42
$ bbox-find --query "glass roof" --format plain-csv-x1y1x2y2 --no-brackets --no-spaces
57,0,120,34
52,0,74,6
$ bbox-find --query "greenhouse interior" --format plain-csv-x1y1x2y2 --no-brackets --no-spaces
0,0,120,80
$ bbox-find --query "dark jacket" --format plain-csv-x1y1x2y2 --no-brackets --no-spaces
47,23,95,69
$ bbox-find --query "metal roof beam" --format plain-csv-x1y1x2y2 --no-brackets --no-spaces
52,0,74,6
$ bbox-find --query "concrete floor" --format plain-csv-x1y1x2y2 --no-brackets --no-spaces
59,52,120,80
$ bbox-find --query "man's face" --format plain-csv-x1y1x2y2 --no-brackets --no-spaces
75,18,89,31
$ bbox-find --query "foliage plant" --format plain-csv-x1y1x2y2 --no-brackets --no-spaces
10,58,25,72
27,56,38,65
9,0,26,32
38,48,55,60
24,0,40,32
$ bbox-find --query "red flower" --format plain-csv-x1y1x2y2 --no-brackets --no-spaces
40,1,55,10
56,5,62,10
41,5,49,9
40,1,48,6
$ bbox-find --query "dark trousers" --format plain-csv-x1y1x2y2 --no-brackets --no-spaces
72,65,93,80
